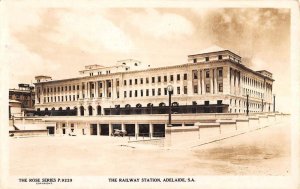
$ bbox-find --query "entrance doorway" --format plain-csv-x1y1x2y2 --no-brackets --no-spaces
100,124,109,135
138,124,149,137
90,124,97,135
125,124,135,136
47,127,55,135
153,124,165,137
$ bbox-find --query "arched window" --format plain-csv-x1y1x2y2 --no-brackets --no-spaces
159,102,166,107
97,105,101,115
59,107,63,111
172,102,179,106
147,103,153,107
80,106,84,116
125,104,131,109
136,103,142,108
88,106,93,116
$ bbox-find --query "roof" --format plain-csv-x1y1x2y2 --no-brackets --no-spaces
189,45,241,58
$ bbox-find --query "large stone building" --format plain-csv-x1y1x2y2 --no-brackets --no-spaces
33,46,275,136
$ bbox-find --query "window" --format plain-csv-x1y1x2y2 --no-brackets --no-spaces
193,58,197,63
77,85,79,90
77,95,79,99
116,80,119,86
129,79,132,85
108,81,111,88
50,88,53,92
141,90,143,97
194,85,198,93
146,89,149,96
158,88,161,96
124,80,127,86
204,101,209,105
193,71,198,79
152,89,155,96
164,88,167,95
164,76,167,82
184,73,187,80
135,90,137,97
82,84,84,90
69,86,71,91
61,96,64,101
91,83,94,89
218,69,223,77
135,79,138,85
184,86,188,94
146,78,149,84
140,78,143,84
177,74,180,81
73,85,75,90
58,96,60,101
170,75,173,81
218,55,222,60
205,57,209,61
129,91,132,97
218,83,223,92
99,82,103,88
177,87,180,95
158,76,161,83
206,70,210,78
54,87,56,92
206,84,210,93
73,95,75,101
152,77,155,83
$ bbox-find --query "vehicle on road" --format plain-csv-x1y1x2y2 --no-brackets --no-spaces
112,129,127,137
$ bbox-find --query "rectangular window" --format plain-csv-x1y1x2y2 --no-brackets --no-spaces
124,91,127,98
146,77,149,84
77,95,79,99
184,73,187,80
69,86,71,91
152,77,155,83
91,83,94,89
146,89,149,96
164,88,167,95
116,80,119,86
140,78,143,84
69,95,71,101
135,79,138,85
184,86,187,94
108,81,111,88
73,85,75,90
177,74,180,81
54,87,56,92
135,90,137,97
73,95,75,101
158,76,161,83
164,76,167,82
170,75,173,81
177,87,180,95
141,90,143,97
152,89,155,96
218,83,223,92
193,58,197,63
65,96,67,101
99,82,103,88
205,57,209,61
193,71,198,79
50,88,53,93
77,85,79,90
65,86,67,91
218,69,223,77
61,96,64,101
124,80,127,86
206,70,210,78
218,55,222,60
194,85,198,93
129,91,132,97
117,92,119,98
58,96,60,101
158,88,161,96
129,79,132,85
206,84,210,93
81,84,84,90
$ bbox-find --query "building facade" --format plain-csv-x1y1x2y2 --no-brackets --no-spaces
34,47,274,118
9,84,35,117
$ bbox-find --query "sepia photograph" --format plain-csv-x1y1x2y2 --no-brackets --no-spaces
0,0,299,189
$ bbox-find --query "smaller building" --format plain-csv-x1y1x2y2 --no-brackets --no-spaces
9,100,22,118
9,84,35,117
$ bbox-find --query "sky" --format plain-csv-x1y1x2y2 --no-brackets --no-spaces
4,5,291,112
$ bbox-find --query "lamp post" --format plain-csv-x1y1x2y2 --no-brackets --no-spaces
246,92,249,116
167,85,173,127
273,94,276,113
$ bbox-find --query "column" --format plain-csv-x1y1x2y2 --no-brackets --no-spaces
66,120,69,135
94,81,97,98
98,122,101,135
103,80,106,98
121,123,125,131
149,123,153,138
109,122,112,136
201,70,205,95
198,70,201,95
214,69,218,94
210,69,213,94
135,123,139,138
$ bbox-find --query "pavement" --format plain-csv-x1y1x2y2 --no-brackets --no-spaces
9,119,290,176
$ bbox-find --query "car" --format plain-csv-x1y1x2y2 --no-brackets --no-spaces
112,129,127,137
